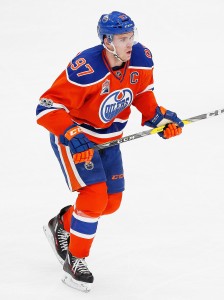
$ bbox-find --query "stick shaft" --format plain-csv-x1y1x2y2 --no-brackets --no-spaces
94,108,224,150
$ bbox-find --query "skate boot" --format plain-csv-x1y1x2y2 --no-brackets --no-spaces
62,250,94,292
43,205,71,265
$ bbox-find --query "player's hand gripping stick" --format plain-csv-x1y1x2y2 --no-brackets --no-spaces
145,106,184,139
60,126,94,164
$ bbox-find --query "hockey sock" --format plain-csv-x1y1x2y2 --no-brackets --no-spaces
68,182,108,257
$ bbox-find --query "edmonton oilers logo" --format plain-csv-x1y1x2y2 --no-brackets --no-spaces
99,89,133,123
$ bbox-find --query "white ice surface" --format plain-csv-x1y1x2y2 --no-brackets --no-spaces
1,0,224,299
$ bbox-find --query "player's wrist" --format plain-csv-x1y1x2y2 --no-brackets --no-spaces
145,106,184,128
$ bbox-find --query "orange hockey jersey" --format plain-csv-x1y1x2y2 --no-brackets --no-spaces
36,43,158,144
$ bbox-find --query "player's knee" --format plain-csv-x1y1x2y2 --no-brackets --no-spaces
76,182,108,217
102,192,123,215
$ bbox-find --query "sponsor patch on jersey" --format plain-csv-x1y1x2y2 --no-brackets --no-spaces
39,98,53,108
99,89,133,123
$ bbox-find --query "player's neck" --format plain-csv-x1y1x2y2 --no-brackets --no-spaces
105,50,124,68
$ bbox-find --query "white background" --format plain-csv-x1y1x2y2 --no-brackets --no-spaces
1,0,224,299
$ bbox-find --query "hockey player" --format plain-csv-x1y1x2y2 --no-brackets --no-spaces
36,11,184,292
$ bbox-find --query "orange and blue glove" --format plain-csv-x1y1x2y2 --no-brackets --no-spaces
60,125,94,164
145,106,184,139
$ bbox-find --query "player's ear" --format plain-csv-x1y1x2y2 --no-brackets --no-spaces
104,37,110,47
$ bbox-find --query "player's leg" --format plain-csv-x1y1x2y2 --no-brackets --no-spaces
69,181,108,258
44,134,108,291
62,181,108,291
99,145,125,216
102,192,123,215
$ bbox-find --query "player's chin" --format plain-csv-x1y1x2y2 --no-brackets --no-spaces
124,51,132,61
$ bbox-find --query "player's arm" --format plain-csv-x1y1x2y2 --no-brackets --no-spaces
144,105,184,139
36,69,86,136
132,81,184,139
132,44,183,139
36,70,94,163
133,90,184,139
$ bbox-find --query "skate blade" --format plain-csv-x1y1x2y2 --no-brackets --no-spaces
62,272,92,293
43,225,64,265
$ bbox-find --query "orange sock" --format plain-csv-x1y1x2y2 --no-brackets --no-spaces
68,182,108,257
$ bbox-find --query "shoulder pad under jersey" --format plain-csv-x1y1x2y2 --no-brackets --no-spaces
129,43,154,69
66,45,109,86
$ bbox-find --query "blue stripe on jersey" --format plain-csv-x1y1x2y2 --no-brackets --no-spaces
50,134,71,188
36,104,57,116
71,215,98,236
75,121,128,134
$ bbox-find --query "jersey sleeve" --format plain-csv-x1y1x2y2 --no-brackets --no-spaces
131,45,158,125
36,46,106,136
132,90,158,125
36,69,87,136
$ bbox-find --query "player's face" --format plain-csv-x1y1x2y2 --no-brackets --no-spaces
112,32,135,61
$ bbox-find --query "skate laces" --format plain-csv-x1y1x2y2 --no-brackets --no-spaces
71,257,91,274
57,228,70,251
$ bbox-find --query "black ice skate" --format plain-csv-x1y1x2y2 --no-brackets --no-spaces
62,251,94,292
43,205,71,265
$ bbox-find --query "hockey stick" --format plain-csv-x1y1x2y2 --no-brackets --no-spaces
94,108,224,150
